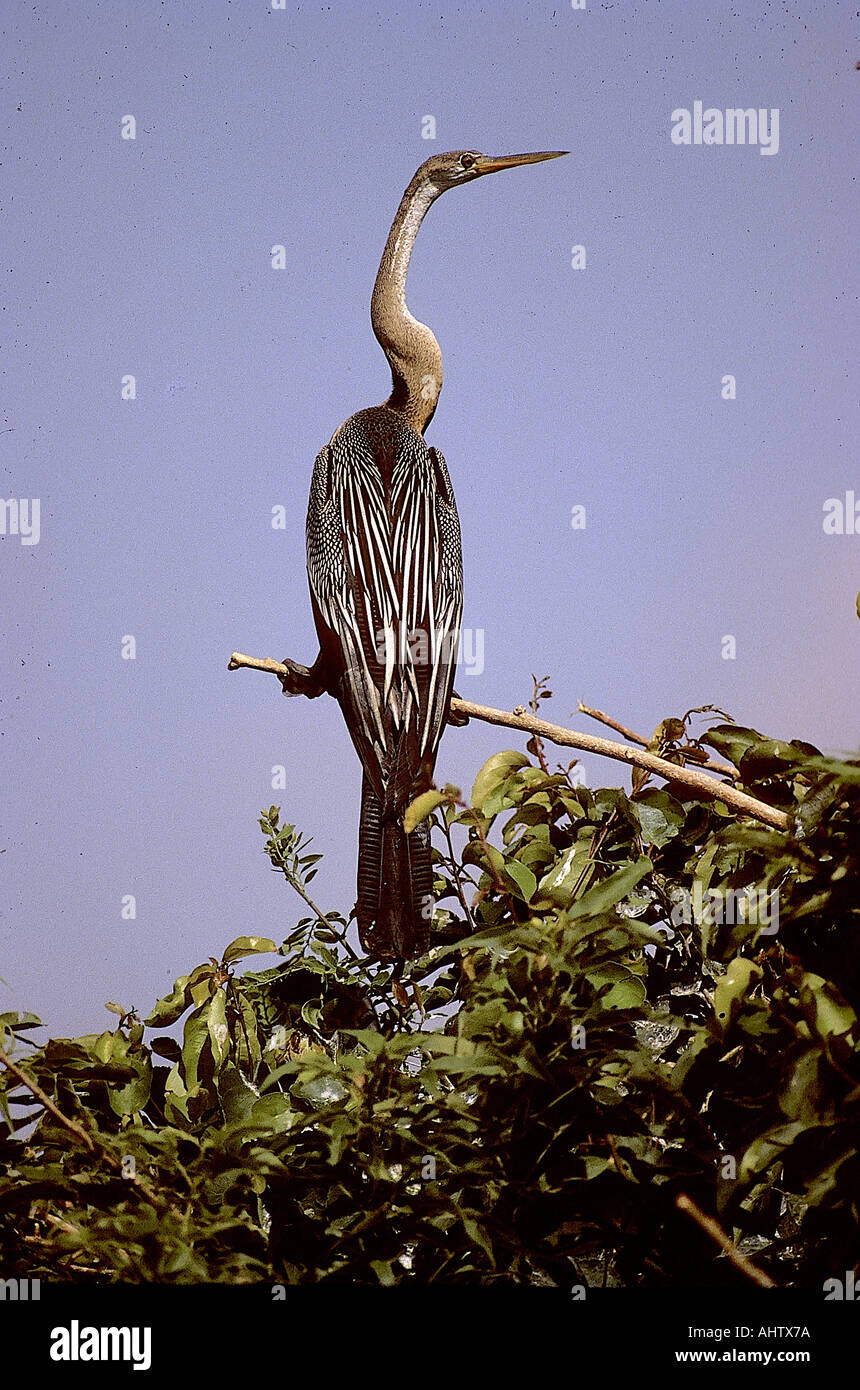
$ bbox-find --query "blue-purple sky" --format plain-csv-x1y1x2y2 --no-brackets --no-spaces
3,0,857,1036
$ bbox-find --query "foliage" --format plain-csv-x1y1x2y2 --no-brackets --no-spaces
1,709,858,1286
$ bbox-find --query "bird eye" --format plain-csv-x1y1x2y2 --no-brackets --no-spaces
460,153,476,169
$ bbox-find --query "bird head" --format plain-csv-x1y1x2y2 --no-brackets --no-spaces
421,149,568,192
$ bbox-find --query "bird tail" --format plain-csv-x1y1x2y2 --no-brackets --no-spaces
356,773,433,959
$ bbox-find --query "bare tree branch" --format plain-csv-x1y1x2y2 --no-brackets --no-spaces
676,1193,776,1288
227,651,790,832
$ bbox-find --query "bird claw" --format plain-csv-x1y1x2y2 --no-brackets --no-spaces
279,656,328,699
447,689,470,726
279,658,316,697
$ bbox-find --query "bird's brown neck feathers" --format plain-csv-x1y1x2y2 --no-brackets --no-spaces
370,170,444,435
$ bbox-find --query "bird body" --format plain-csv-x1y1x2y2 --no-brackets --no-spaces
296,148,566,958
306,404,462,957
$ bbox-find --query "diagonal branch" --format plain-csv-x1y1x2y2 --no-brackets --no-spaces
676,1193,776,1288
0,1043,97,1153
0,1042,170,1213
227,651,790,832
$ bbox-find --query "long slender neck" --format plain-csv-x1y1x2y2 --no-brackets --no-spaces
371,170,444,435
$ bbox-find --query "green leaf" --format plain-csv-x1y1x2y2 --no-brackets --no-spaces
108,1055,153,1117
713,957,761,1029
250,1091,294,1133
567,857,653,920
586,964,648,1010
460,1212,495,1266
180,1004,213,1090
404,789,448,833
503,858,537,903
795,775,843,837
221,936,277,964
471,751,529,813
144,963,213,1027
150,1036,181,1063
144,975,192,1028
799,974,856,1041
424,1054,503,1075
739,739,816,782
537,842,591,905
739,1123,805,1178
0,1011,42,1031
652,717,686,744
699,724,764,767
218,1061,261,1123
630,790,685,847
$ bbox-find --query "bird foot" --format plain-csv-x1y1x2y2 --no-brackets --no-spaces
447,689,470,726
279,657,326,699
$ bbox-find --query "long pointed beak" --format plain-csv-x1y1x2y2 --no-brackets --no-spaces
474,151,568,175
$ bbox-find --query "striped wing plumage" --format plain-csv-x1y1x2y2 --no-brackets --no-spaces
306,410,462,811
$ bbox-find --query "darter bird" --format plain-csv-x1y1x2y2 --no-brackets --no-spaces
281,149,566,959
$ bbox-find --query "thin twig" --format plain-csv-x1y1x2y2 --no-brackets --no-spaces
440,817,478,935
229,652,789,831
578,702,650,747
676,1193,776,1288
0,1042,169,1213
606,1132,630,1179
578,701,739,780
0,1043,97,1153
262,811,358,957
287,868,341,940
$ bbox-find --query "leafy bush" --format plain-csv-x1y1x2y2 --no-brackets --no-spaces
1,711,858,1285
